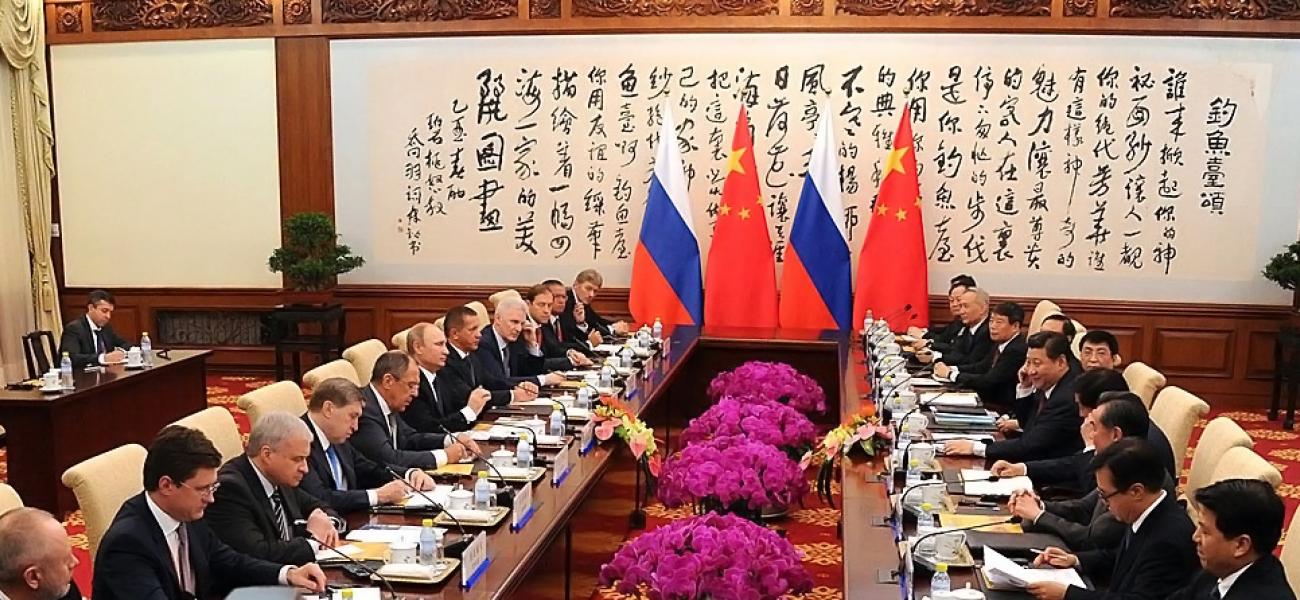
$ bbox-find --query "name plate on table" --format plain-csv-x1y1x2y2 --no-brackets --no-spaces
460,532,489,588
579,421,595,455
512,481,534,530
552,440,573,486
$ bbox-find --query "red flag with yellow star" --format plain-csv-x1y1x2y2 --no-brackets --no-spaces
852,106,930,332
704,106,778,327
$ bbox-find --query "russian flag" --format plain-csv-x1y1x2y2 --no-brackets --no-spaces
779,107,851,330
629,104,703,326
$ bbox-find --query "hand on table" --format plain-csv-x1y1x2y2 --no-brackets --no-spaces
455,433,481,455
286,563,328,593
906,326,926,339
1008,492,1045,523
587,330,603,346
942,440,974,456
612,321,629,335
375,479,408,504
1027,581,1069,600
542,372,566,386
990,460,1027,478
467,388,490,414
304,509,338,548
104,349,126,364
567,349,593,367
1033,547,1078,569
407,468,435,491
933,362,951,380
997,419,1021,435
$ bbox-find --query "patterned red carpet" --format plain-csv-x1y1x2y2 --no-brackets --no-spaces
13,375,1297,598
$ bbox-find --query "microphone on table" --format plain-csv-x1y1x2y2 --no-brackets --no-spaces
306,532,400,600
433,422,515,507
893,474,1003,524
894,390,963,473
864,303,914,350
894,516,1023,591
383,467,474,559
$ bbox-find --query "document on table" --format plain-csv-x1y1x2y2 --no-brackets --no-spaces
930,433,995,443
921,391,981,407
962,469,1034,496
905,377,945,387
983,547,1086,589
401,484,453,508
344,525,431,544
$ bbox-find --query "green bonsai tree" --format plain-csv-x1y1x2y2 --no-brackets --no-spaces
1263,240,1300,292
268,212,365,291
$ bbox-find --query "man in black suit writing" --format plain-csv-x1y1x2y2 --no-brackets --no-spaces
933,301,1028,412
58,289,132,368
442,305,537,406
299,377,436,514
205,412,339,565
475,297,566,389
558,269,629,346
525,284,593,370
542,279,594,356
350,350,479,471
0,507,83,600
405,322,491,433
93,425,326,599
1171,479,1296,600
1027,438,1198,600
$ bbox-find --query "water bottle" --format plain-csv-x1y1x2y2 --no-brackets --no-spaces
432,528,445,564
516,434,534,469
140,332,152,366
619,344,634,365
652,317,663,339
906,458,923,487
931,563,951,594
917,502,937,555
600,365,614,388
418,518,437,565
59,352,73,389
474,471,492,509
864,309,875,332
576,387,592,410
549,405,566,436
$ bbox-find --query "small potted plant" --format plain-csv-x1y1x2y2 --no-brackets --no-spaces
1263,240,1300,316
268,212,365,306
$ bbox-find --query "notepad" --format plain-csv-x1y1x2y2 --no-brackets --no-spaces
344,525,425,544
982,547,1086,589
906,377,945,387
961,469,1034,497
922,391,981,407
401,484,453,508
938,513,1024,534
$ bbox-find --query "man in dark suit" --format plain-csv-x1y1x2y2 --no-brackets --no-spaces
442,305,534,407
58,289,133,368
943,332,1084,463
475,296,566,389
350,350,478,471
205,412,338,565
906,275,976,349
525,284,593,370
1079,330,1124,372
1026,438,1198,600
918,287,994,369
0,507,83,600
299,378,436,514
1041,313,1085,372
93,425,326,600
558,269,628,346
934,301,1027,412
543,279,595,356
1171,479,1296,600
405,321,491,433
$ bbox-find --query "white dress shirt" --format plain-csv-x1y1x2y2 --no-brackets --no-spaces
1131,490,1168,533
306,416,379,507
420,365,479,425
145,492,291,586
370,384,450,467
1217,561,1255,598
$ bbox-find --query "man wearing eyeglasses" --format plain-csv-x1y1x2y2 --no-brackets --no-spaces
93,425,327,600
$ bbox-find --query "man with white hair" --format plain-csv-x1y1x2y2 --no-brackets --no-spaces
0,508,80,600
205,412,340,566
474,296,566,388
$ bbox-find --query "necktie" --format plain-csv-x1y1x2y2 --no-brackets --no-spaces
501,346,511,377
1210,588,1222,600
387,413,400,449
325,445,345,489
176,523,195,595
270,490,291,541
991,346,1002,367
1034,390,1048,420
554,320,563,342
94,329,105,354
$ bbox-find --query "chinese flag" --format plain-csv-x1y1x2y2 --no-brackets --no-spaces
704,106,778,327
852,106,930,332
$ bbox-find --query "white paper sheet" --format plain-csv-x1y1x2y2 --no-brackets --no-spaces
402,484,453,508
344,525,426,544
314,543,364,562
961,469,1034,496
921,392,981,407
983,547,1086,589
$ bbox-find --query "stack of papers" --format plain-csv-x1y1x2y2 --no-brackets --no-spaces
931,433,995,443
906,377,944,387
922,391,980,406
401,485,453,509
931,409,998,428
983,547,1086,590
344,525,428,545
961,469,1034,497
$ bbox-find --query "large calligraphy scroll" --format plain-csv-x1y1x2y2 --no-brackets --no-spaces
332,34,1300,304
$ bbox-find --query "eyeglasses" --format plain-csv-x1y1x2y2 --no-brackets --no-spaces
178,480,221,497
1097,487,1125,504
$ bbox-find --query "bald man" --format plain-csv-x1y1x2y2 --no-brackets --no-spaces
0,508,81,600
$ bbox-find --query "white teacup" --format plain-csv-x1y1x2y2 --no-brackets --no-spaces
522,418,546,438
126,346,143,365
491,449,515,469
389,541,418,564
904,412,929,434
42,370,59,389
892,392,919,414
934,530,968,562
447,489,473,511
583,373,600,387
909,442,937,466
921,483,946,507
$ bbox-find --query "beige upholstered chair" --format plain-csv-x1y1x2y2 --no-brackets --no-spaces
1207,446,1282,490
303,358,361,389
236,380,308,428
1028,300,1062,334
1281,510,1300,596
1070,320,1088,356
488,289,522,310
1148,386,1210,473
171,407,244,463
391,327,413,352
466,301,490,327
434,316,446,332
62,444,147,562
1185,417,1253,504
342,339,388,385
1123,362,1167,409
0,484,22,514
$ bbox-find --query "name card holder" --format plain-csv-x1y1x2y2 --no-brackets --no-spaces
511,482,535,531
460,532,489,589
552,440,573,486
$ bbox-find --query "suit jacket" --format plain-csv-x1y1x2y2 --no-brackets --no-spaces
405,369,477,433
1148,423,1177,481
1026,449,1095,493
204,455,329,566
558,288,613,341
298,414,396,514
93,492,283,600
985,371,1084,463
350,385,448,470
1065,493,1198,600
1028,472,1176,552
536,318,578,370
443,344,513,407
924,318,963,346
940,318,994,368
953,334,1027,412
1169,555,1297,600
58,315,132,369
541,315,592,357
474,325,546,385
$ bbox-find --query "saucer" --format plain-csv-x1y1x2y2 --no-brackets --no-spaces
124,362,145,370
40,386,63,393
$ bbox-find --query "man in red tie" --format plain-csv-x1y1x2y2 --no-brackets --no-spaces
933,302,1029,412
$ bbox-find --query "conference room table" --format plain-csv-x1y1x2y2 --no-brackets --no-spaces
0,349,210,513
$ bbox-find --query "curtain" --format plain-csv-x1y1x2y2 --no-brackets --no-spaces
0,0,60,346
0,60,33,381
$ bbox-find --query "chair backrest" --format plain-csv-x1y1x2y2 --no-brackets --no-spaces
22,330,57,380
1282,507,1300,597
465,301,489,328
1185,417,1254,503
488,289,522,310
236,381,308,428
171,407,245,464
303,358,361,389
1070,320,1088,357
391,327,412,352
1027,300,1062,334
0,483,22,514
1207,446,1281,490
434,316,446,332
1122,362,1167,409
342,339,388,386
1148,386,1210,472
62,443,147,562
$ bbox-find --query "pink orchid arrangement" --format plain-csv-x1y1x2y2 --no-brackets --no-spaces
680,396,817,459
801,402,891,507
657,435,809,515
598,511,813,600
707,361,826,414
592,397,663,477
